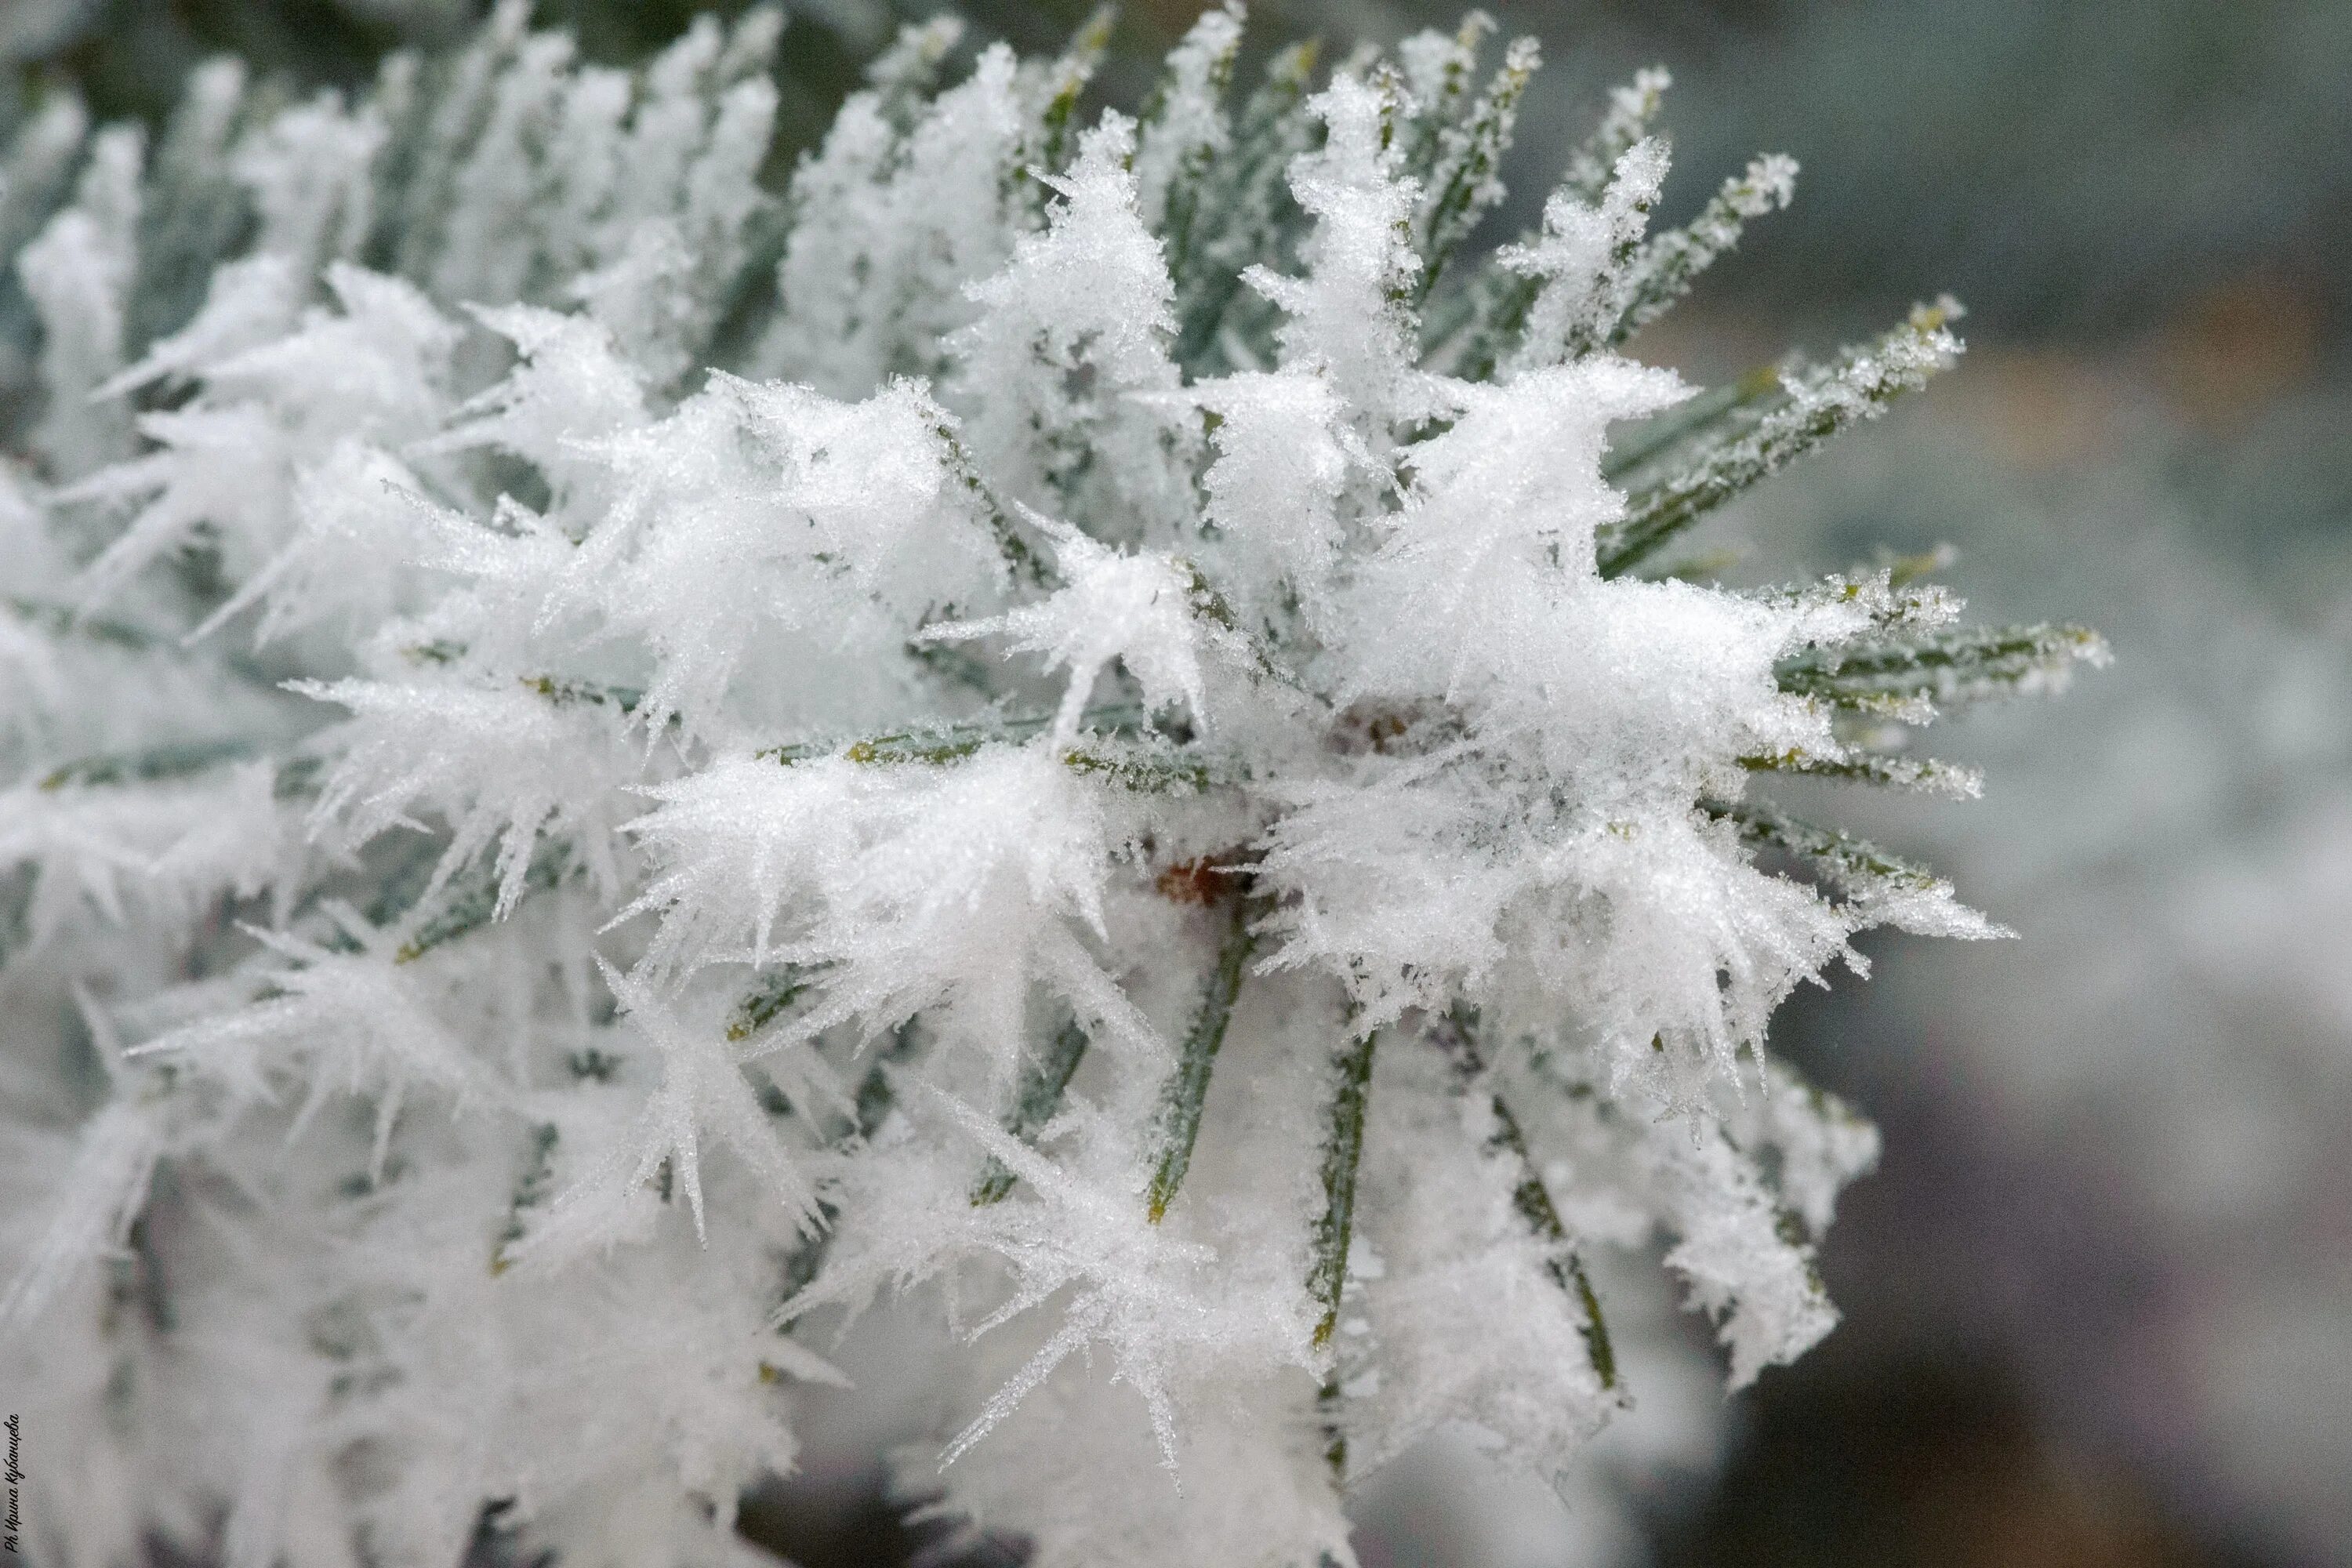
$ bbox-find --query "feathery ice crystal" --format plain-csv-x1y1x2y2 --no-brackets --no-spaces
0,6,2103,1566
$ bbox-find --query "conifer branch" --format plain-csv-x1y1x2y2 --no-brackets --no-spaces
757,702,1153,768
490,1122,560,1275
394,838,576,962
35,738,255,791
1411,36,1541,303
1426,64,1670,375
1428,1006,1617,1389
1737,748,1983,797
1144,882,1259,1220
1562,67,1674,204
1604,152,1797,347
777,1019,927,1306
5,596,164,652
1022,6,1117,198
1600,365,1783,486
1775,622,2110,717
727,966,819,1042
1702,795,1945,899
1171,38,1319,370
1308,1026,1379,1349
1597,303,1964,578
971,1015,1092,1206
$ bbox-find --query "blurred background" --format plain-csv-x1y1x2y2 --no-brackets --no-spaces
11,2,2347,1565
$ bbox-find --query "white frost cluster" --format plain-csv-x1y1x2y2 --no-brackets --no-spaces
0,6,2098,1567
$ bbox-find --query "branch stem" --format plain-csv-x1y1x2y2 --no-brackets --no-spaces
1307,1026,1378,1349
1145,885,1258,1220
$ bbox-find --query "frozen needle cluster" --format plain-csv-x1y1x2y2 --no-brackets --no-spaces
0,7,2102,1566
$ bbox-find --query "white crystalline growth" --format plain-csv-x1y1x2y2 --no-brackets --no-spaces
0,9,2102,1568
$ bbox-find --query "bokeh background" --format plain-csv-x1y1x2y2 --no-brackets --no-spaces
10,2,2347,1565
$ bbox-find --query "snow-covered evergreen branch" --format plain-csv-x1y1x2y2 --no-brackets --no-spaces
0,5,2100,1566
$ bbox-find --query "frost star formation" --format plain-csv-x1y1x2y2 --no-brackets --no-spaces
0,6,2102,1566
